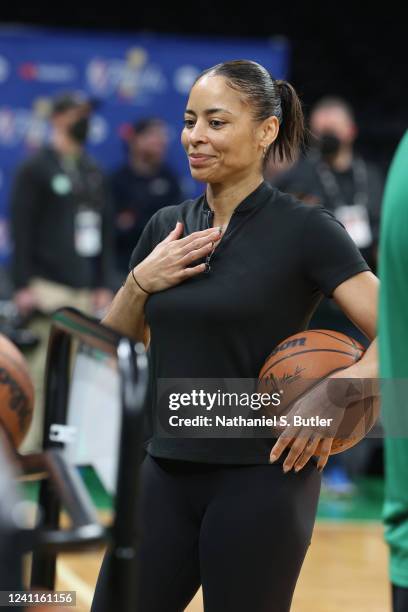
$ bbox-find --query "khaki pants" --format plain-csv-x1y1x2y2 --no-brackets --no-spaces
20,278,92,453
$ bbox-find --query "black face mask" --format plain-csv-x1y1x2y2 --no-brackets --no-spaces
68,116,90,144
318,132,341,159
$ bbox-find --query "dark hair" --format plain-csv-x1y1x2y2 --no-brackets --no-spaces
51,91,96,116
132,117,165,135
195,60,305,165
311,96,355,123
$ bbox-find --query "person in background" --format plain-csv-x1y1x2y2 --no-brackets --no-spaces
111,118,183,276
379,131,408,612
275,96,384,271
10,91,114,452
273,97,384,494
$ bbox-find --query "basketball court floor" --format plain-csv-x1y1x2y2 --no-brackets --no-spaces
54,522,388,612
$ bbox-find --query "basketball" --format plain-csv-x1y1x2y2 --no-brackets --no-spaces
0,333,34,449
258,330,380,455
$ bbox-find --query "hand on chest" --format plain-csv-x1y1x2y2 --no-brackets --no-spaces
147,223,301,327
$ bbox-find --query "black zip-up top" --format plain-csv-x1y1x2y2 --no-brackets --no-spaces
130,181,369,464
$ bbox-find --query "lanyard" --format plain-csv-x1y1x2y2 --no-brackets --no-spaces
60,156,92,199
315,155,369,209
55,151,98,201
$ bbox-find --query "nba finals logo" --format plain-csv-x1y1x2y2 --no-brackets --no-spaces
86,47,167,103
0,102,49,149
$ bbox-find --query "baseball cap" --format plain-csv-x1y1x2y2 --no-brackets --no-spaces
50,91,99,115
132,117,166,135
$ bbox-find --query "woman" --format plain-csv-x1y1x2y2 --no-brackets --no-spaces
92,60,378,612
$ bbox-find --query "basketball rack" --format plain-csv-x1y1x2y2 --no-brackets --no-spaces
19,307,148,611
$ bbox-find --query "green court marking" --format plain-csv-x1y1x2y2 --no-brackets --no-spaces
317,477,384,521
22,481,39,503
21,466,113,511
22,473,384,522
78,466,113,510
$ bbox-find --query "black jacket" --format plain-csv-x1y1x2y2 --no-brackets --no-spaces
10,146,115,290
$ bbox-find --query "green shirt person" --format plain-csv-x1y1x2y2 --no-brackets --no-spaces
379,131,408,611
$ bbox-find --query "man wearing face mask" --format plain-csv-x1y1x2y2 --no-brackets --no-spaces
274,96,384,272
9,91,114,452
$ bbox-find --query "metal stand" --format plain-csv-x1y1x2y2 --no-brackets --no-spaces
24,307,148,611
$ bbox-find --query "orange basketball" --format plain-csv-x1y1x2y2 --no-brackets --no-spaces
258,329,380,455
0,333,34,449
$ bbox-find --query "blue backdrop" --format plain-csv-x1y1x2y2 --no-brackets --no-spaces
0,26,289,262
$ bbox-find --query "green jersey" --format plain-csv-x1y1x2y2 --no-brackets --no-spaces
379,131,408,587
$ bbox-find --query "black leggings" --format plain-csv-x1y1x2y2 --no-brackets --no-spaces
91,454,321,612
392,584,408,612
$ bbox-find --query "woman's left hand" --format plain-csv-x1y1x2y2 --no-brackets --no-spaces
269,376,361,473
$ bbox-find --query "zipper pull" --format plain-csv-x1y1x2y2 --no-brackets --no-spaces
205,207,214,273
207,209,213,228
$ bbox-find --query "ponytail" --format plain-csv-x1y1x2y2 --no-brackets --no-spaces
269,80,305,164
